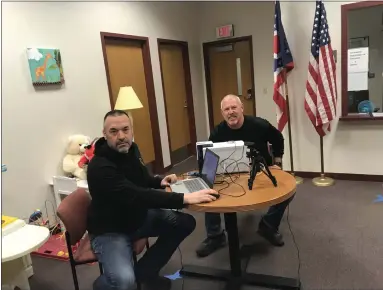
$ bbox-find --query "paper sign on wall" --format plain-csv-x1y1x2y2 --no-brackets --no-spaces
348,47,369,73
347,47,369,91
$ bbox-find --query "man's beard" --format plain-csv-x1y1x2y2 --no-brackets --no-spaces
116,142,131,153
107,139,131,154
117,146,130,154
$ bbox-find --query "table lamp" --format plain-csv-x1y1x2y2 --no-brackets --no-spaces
114,86,143,128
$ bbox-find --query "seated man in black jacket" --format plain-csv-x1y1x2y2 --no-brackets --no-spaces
87,110,218,290
196,95,295,258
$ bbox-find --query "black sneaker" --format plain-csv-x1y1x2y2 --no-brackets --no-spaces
257,219,284,247
142,276,171,290
196,232,226,257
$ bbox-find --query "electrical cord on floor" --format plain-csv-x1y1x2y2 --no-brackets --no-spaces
176,197,299,290
177,246,185,290
45,199,60,230
286,205,301,283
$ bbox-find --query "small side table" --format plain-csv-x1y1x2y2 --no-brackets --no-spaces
2,221,50,290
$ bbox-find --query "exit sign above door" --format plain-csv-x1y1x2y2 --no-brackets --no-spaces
216,24,234,39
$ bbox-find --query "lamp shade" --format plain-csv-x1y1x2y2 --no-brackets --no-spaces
114,86,143,110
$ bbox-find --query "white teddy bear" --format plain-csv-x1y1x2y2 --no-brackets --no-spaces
62,134,91,180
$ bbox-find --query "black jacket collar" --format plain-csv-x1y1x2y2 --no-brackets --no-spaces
94,137,137,162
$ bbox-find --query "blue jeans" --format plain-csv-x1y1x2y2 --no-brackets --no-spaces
90,209,196,290
205,194,295,237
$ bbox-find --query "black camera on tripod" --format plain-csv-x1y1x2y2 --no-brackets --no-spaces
245,142,264,164
245,142,277,190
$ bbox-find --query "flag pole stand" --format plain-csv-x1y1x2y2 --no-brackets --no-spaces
312,136,334,186
285,76,303,185
292,172,304,185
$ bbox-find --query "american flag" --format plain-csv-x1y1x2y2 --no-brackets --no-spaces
305,1,337,136
273,0,294,132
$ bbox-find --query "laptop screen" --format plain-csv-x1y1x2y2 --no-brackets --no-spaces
201,148,220,187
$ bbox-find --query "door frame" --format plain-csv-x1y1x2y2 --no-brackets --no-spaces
340,1,383,119
157,38,197,166
203,36,256,130
100,32,165,173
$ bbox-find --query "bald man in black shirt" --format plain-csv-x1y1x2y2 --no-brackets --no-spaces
196,95,295,258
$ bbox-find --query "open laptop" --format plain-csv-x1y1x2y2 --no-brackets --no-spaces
170,148,220,194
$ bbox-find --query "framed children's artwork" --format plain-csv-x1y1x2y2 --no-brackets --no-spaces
26,48,65,86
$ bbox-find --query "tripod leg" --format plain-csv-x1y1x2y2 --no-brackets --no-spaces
261,164,277,187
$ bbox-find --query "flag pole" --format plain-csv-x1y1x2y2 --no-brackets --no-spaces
312,135,334,186
305,0,336,187
284,71,303,185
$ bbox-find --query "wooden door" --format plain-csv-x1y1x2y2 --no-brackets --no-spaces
208,44,237,126
159,42,196,164
206,38,255,128
104,39,155,164
235,41,255,117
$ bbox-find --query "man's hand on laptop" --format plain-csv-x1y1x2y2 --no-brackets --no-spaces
183,189,218,205
161,174,178,187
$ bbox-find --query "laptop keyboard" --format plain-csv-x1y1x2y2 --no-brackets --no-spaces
183,179,206,192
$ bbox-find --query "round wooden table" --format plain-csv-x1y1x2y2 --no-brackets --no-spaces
187,169,296,213
180,169,300,290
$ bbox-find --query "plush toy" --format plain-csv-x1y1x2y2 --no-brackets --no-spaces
78,138,99,169
62,134,91,180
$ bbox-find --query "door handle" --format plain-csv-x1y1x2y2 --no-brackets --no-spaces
184,100,188,108
245,88,253,100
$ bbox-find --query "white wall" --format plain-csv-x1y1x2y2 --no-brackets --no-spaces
3,1,383,219
2,1,206,218
198,1,383,176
